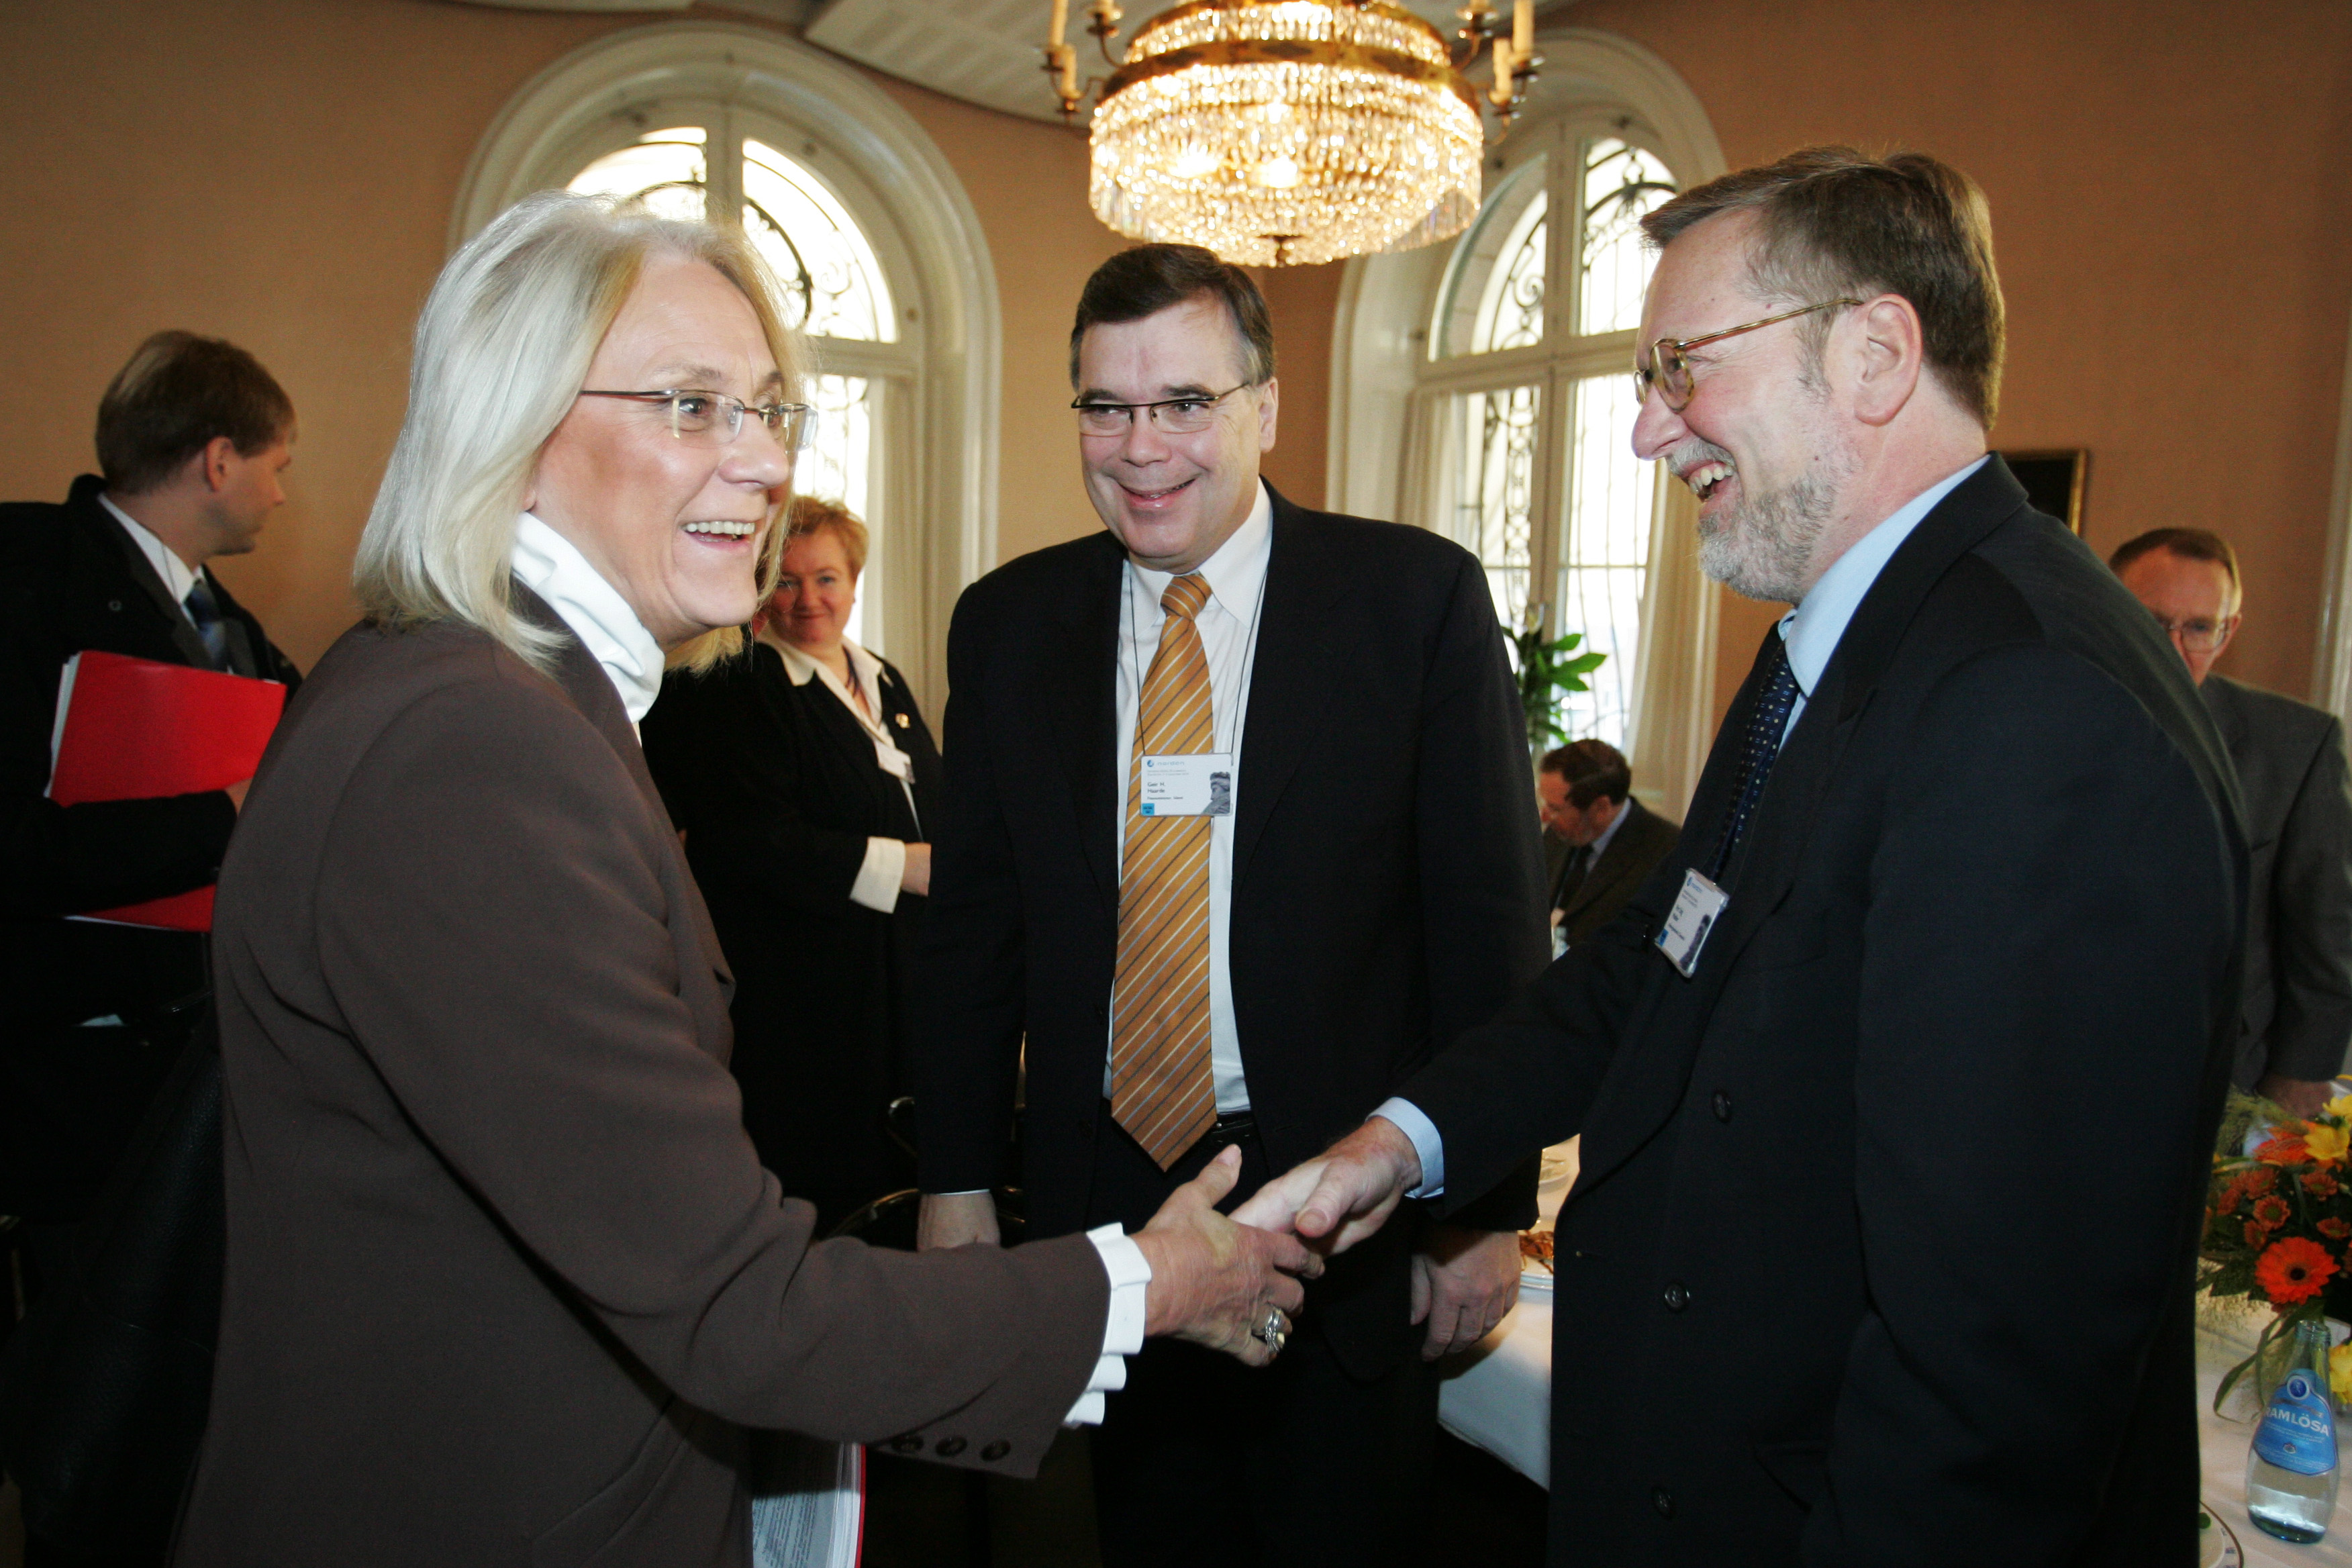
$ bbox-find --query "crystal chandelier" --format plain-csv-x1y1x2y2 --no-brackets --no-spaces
1045,0,1540,267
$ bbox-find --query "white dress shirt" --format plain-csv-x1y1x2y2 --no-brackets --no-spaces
1376,456,1990,1197
98,492,206,618
762,632,922,915
1108,480,1275,1114
509,513,666,730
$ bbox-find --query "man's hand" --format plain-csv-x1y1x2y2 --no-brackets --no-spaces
1133,1146,1322,1367
1411,1224,1520,1360
900,842,932,896
2257,1073,2339,1121
916,1190,1001,1251
1231,1116,1421,1255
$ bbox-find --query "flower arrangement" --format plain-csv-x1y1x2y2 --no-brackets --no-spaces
2201,1091,2352,1410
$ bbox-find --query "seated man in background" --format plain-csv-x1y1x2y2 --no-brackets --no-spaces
0,330,300,1296
1536,738,1680,947
2114,526,2352,1116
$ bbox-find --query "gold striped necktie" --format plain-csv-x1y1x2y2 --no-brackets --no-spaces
1110,571,1219,1169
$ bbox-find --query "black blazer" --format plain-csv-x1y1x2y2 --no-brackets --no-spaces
2200,673,2352,1086
1406,460,2246,1563
0,475,297,1216
1553,795,1681,947
642,639,941,1230
915,485,1550,1377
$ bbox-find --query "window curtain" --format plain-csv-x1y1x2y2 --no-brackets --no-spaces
1624,477,1716,822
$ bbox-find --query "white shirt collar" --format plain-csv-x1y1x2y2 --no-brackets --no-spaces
768,632,896,745
1126,479,1275,620
1778,456,1989,695
510,513,666,726
98,491,201,605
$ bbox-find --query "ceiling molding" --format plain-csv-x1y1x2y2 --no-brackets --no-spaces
804,0,1480,126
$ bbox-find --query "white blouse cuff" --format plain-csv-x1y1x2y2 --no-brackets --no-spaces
849,836,905,913
1064,1223,1153,1428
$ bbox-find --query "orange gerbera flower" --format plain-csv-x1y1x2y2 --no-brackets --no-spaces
2255,1195,2295,1230
2311,1171,2342,1199
2321,1218,2351,1242
2259,1132,2311,1167
2249,1221,2271,1246
2258,1236,2339,1306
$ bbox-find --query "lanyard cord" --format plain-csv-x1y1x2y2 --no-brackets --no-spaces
1122,547,1271,765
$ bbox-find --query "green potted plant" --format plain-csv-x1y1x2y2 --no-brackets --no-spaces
1510,603,1607,757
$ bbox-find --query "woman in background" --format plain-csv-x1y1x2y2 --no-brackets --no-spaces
642,496,938,1231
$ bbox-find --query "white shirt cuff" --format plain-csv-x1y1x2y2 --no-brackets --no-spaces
1065,1223,1153,1428
1371,1098,1444,1199
848,836,905,914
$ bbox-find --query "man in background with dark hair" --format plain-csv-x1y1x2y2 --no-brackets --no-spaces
912,244,1546,1566
1241,148,2243,1561
1536,738,1680,946
0,330,300,1298
2113,526,2352,1116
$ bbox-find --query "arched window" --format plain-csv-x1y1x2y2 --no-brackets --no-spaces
1330,31,1725,811
568,121,906,647
1422,128,1677,746
454,23,1001,707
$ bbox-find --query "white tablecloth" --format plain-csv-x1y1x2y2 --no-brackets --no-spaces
1436,1285,2352,1564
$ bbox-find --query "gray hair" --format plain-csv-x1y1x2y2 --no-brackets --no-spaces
354,190,804,675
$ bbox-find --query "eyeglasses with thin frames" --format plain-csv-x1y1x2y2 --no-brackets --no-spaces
1630,299,1863,411
2148,614,2237,653
1071,382,1258,437
577,389,816,450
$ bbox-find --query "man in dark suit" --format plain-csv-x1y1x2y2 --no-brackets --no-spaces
913,246,1548,1566
1242,148,2244,1564
2114,526,2352,1116
1537,738,1681,947
0,331,299,1283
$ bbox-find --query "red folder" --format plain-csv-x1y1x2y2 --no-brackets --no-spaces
46,648,287,931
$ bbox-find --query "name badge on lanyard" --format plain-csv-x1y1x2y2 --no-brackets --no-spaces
873,738,913,782
1655,869,1729,979
1139,752,1233,817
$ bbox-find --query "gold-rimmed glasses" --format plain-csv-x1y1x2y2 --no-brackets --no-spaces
1630,298,1863,411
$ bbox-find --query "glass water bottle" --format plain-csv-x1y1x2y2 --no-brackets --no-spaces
2248,1316,2340,1543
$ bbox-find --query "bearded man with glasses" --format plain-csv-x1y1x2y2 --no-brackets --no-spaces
1240,147,2248,1563
2114,526,2352,1118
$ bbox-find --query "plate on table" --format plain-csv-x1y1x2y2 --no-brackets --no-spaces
1518,1229,1555,1292
2198,1502,2242,1568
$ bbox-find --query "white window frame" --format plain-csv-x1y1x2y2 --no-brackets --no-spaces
454,21,998,709
1326,28,1726,810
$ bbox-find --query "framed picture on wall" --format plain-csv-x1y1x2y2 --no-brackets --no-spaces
1998,449,2090,534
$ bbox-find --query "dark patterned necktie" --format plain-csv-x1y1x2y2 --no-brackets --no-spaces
1708,635,1801,881
183,576,230,671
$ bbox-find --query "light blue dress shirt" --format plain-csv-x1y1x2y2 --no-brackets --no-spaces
1375,456,1989,1198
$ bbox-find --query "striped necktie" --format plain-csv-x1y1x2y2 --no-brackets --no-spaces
183,575,231,671
1110,572,1219,1169
1707,634,1801,882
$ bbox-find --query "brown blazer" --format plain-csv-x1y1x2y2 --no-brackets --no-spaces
175,593,1107,1568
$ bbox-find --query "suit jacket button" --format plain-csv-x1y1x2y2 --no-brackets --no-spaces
1712,1090,1733,1122
1662,1281,1689,1312
981,1440,1011,1462
107,599,124,611
889,1434,924,1454
936,1436,967,1458
1653,1486,1675,1518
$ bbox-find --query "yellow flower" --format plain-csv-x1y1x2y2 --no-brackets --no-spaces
2327,1093,2352,1124
2307,1123,2352,1166
2332,1342,2352,1404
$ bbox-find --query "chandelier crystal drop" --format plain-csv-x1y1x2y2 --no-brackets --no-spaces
1085,1,1488,268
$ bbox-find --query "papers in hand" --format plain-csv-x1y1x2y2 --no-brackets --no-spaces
749,1434,862,1568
